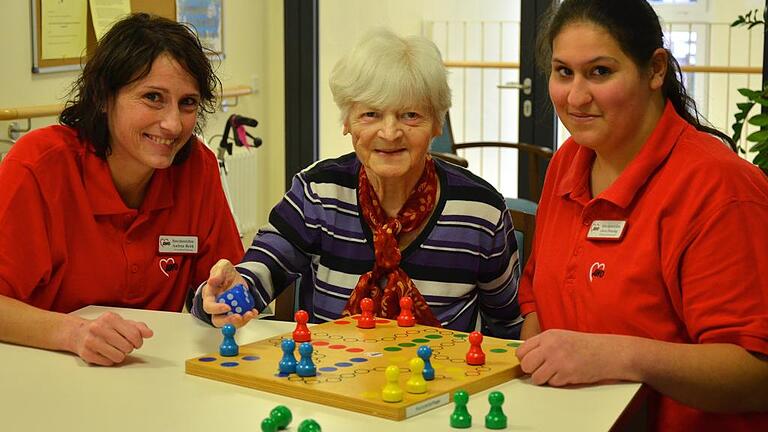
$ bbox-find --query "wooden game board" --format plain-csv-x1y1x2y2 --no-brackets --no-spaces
185,317,523,420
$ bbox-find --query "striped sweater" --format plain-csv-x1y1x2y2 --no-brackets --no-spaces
195,153,522,338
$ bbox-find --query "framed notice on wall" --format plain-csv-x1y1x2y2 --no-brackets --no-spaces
31,0,178,74
176,0,223,58
31,0,88,73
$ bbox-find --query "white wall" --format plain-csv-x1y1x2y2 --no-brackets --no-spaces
0,0,285,229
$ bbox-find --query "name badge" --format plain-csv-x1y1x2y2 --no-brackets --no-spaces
587,220,627,241
158,235,199,254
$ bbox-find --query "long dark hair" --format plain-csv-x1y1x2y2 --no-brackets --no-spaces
59,13,221,163
537,0,736,150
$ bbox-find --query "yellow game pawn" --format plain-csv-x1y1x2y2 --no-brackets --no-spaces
406,357,427,394
381,365,403,403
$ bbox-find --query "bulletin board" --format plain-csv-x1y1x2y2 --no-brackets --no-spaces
31,0,176,73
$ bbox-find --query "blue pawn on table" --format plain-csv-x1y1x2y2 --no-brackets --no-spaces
219,323,239,357
418,345,435,380
296,342,317,377
279,338,297,374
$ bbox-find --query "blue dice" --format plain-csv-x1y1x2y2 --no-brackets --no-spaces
216,284,255,315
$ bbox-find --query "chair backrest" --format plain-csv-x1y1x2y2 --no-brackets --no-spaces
505,198,537,270
438,111,554,202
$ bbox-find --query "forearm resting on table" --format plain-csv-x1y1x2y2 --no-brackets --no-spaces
0,294,85,354
625,336,768,413
520,312,540,339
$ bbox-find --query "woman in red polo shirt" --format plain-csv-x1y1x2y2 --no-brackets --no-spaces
516,0,768,430
0,14,242,366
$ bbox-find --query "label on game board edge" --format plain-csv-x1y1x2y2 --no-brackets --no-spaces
405,393,450,417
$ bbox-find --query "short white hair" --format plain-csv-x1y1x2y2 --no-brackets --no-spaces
329,28,451,129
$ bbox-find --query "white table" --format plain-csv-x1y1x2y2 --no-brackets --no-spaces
0,306,645,431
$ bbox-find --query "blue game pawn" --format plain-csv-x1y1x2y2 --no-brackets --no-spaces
219,323,239,357
296,341,317,377
418,345,435,381
279,338,297,374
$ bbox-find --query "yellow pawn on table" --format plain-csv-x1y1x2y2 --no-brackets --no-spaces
406,357,427,394
382,364,404,403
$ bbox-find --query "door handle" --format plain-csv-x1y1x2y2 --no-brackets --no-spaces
497,77,532,95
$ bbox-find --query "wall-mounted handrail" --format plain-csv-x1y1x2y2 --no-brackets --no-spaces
0,86,254,121
443,60,761,75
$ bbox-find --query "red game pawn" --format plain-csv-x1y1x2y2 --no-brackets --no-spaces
357,297,376,329
293,310,311,342
465,331,486,365
397,296,416,327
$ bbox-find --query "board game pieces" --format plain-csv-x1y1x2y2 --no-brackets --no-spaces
187,318,524,421
485,391,507,429
397,296,415,327
296,342,317,377
216,283,255,315
297,419,322,432
269,405,293,430
381,364,404,402
219,323,238,357
406,357,427,393
357,297,376,329
279,339,297,374
261,417,277,432
450,389,472,428
293,310,311,342
417,345,435,381
465,331,485,365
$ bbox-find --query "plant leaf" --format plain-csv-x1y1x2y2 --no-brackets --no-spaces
748,114,768,126
747,129,768,143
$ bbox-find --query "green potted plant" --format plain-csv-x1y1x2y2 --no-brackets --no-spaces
730,8,768,174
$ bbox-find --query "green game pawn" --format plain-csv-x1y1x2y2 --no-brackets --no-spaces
450,389,472,428
260,417,277,432
270,405,292,429
485,391,507,429
297,418,322,432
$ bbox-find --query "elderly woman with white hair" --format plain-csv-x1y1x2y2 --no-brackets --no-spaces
192,29,522,338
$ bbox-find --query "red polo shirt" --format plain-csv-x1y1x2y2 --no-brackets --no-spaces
519,103,768,431
0,125,243,313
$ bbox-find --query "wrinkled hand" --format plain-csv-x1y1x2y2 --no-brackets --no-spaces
202,259,258,328
515,329,631,386
72,311,153,366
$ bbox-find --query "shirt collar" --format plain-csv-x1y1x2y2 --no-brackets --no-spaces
83,148,174,215
556,101,687,209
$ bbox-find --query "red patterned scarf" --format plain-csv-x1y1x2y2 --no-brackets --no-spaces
342,156,442,327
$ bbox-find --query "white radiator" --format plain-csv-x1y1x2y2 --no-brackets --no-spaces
219,148,261,236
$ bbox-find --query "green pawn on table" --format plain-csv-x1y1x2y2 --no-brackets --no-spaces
297,418,322,432
270,405,292,430
450,389,472,428
260,417,277,432
485,391,507,429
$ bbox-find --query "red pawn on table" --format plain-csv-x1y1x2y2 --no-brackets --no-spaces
466,331,486,365
293,310,311,342
357,297,376,329
397,296,416,327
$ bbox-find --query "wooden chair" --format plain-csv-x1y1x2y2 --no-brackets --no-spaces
430,112,554,202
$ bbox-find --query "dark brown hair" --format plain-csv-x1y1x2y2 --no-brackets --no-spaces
537,0,735,150
60,13,221,163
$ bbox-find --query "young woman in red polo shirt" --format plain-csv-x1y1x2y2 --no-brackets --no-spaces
516,0,768,430
0,14,242,366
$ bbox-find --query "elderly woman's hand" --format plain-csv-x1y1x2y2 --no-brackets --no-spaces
202,259,258,328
